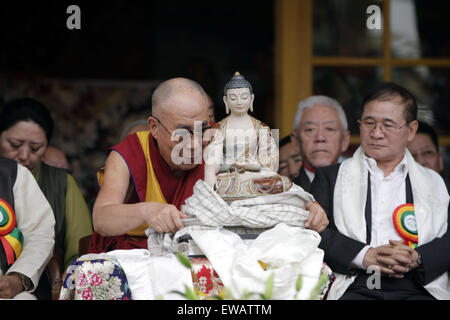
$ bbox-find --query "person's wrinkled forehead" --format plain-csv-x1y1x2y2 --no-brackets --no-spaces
301,104,343,127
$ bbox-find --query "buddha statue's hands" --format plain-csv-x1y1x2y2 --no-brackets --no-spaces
232,157,261,172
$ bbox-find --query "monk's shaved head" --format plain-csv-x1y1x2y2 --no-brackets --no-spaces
147,77,210,175
151,78,207,118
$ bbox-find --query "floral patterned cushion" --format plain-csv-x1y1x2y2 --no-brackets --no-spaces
59,257,131,300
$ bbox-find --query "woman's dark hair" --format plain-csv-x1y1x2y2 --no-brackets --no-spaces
361,82,418,124
0,98,54,142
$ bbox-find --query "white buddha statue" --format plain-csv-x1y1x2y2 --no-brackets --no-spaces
204,72,291,201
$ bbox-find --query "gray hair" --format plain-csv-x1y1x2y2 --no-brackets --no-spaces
293,95,348,132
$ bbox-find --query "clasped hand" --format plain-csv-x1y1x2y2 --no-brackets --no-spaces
363,240,420,278
305,202,329,233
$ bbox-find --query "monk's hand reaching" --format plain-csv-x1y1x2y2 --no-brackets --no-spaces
305,201,329,233
143,203,187,234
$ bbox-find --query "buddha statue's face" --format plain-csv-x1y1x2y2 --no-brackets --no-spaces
224,87,254,115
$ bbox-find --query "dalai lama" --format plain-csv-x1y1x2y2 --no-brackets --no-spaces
89,78,212,252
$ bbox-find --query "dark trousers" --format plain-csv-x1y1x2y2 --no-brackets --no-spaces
340,272,435,300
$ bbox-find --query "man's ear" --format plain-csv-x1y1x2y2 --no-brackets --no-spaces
148,117,158,139
407,120,419,143
250,93,255,112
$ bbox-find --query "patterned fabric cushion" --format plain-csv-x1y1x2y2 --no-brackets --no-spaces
59,257,131,300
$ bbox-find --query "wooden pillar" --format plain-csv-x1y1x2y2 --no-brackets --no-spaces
274,0,312,138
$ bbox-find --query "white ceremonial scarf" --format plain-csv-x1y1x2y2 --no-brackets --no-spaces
327,146,450,300
181,180,313,229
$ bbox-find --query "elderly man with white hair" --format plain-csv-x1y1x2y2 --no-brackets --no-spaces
292,95,350,192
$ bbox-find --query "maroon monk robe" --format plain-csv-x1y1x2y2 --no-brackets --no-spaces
88,133,204,253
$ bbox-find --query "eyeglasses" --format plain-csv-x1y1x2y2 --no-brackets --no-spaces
358,119,410,133
152,116,213,141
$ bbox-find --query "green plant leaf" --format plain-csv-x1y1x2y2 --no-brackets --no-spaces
240,289,251,300
295,275,303,292
308,274,328,300
170,290,187,298
176,252,192,269
263,273,275,300
184,284,199,300
222,287,235,300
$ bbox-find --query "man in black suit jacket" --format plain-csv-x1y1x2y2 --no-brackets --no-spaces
312,83,450,300
291,95,350,192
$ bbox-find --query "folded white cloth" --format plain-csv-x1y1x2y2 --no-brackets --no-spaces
181,180,314,228
106,249,193,300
